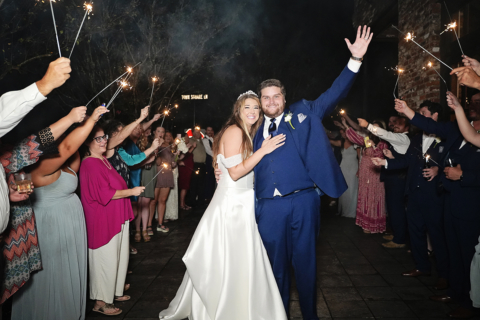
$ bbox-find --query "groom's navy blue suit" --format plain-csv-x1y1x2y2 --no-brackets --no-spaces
253,64,358,320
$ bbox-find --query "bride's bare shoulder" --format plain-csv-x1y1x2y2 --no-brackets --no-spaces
222,125,243,140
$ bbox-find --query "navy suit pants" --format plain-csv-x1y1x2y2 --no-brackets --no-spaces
256,189,320,320
384,178,407,244
444,194,480,309
406,188,448,278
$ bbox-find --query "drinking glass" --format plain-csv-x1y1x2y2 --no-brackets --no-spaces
14,173,32,194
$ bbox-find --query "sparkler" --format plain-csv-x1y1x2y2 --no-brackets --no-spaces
156,138,182,155
106,79,131,109
414,147,440,165
149,77,158,106
144,163,169,187
69,2,93,59
85,62,140,107
392,25,453,70
423,61,449,90
49,0,62,57
339,109,345,115
392,67,404,99
442,1,465,56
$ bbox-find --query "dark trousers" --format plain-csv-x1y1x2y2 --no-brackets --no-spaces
187,163,205,206
384,178,407,244
406,188,448,278
203,155,216,201
444,194,480,309
256,189,321,320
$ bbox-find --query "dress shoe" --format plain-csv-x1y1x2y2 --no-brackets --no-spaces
382,241,406,248
434,277,449,290
448,307,474,319
430,294,452,303
383,234,394,241
402,269,430,277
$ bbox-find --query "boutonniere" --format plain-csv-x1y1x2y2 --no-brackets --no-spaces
284,112,295,129
434,137,441,148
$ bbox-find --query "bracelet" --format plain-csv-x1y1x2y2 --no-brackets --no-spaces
351,56,363,62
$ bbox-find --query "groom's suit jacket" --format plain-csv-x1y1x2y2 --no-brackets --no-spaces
253,65,358,198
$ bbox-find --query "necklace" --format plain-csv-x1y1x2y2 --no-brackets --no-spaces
90,155,112,170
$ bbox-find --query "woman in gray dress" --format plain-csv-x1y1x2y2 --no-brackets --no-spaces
11,106,108,320
330,127,359,218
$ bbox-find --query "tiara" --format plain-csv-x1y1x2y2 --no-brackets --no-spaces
237,90,258,100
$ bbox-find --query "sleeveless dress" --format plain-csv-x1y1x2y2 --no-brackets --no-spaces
159,154,287,320
12,168,87,320
338,145,358,218
165,167,179,221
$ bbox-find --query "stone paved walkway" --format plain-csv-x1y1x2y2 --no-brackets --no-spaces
7,202,480,320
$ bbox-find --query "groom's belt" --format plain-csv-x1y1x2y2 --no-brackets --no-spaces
274,186,316,198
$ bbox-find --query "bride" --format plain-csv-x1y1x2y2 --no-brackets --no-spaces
159,91,287,320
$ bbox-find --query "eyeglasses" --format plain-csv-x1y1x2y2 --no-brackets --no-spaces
93,134,109,143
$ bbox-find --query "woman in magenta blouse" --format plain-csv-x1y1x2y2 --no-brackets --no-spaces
80,124,145,316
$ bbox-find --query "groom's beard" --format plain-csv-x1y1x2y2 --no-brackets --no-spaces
262,103,284,118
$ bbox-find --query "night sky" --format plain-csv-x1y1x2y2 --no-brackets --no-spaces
0,0,368,142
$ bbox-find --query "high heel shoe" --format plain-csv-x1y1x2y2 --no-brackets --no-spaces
142,230,151,242
134,231,141,243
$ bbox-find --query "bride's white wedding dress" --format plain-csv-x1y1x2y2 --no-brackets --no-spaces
159,154,287,320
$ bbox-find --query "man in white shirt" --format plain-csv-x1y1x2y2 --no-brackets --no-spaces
0,57,71,233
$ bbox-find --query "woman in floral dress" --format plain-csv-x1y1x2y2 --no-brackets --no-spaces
345,120,388,234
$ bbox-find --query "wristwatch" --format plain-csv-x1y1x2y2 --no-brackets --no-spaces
351,56,363,62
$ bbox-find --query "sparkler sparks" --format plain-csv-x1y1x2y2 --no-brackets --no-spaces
69,2,93,59
442,1,464,55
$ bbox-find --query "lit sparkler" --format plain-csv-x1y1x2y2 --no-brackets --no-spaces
340,109,345,115
149,77,158,106
442,1,465,55
423,61,449,90
106,79,131,109
85,62,140,107
68,2,93,59
390,66,404,99
392,26,453,70
144,163,169,187
49,0,62,57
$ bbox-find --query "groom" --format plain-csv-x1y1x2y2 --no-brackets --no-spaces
253,26,372,320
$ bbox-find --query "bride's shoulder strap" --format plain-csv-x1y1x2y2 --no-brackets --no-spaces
221,154,243,169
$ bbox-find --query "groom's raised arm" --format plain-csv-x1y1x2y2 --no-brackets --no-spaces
305,26,373,119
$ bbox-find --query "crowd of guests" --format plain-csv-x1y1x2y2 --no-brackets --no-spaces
0,57,217,318
328,55,480,318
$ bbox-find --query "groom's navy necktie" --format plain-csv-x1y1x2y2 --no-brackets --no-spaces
268,118,277,137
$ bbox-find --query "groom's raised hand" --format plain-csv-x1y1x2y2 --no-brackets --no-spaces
345,25,373,59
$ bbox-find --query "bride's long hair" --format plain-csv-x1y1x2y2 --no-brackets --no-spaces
212,94,263,167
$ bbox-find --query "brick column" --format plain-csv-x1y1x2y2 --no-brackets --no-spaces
398,0,442,106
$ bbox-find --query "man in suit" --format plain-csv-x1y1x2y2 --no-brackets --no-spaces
253,26,372,320
372,100,448,290
395,99,480,319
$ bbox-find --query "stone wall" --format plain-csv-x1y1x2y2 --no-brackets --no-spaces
353,0,443,108
398,0,442,107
